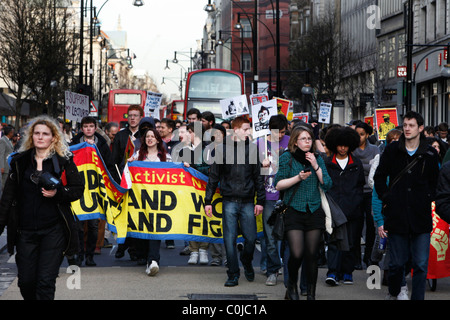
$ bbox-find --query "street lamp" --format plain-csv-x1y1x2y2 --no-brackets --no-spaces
172,50,194,71
204,0,215,12
234,8,258,94
133,0,144,7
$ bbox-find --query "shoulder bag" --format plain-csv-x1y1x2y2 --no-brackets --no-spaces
268,181,301,241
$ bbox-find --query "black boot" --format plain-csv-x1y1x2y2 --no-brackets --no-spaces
85,255,96,266
307,283,316,300
286,281,299,300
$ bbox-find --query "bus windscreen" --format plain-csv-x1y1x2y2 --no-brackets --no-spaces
114,93,142,105
187,71,242,100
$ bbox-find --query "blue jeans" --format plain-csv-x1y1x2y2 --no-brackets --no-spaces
262,200,282,275
388,232,430,300
222,200,257,278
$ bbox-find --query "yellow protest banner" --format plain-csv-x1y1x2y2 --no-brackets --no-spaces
69,142,128,223
113,161,263,244
69,143,263,244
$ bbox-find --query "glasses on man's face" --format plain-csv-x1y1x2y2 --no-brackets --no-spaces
298,137,313,143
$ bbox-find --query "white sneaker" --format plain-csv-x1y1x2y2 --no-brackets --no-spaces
199,249,209,265
265,273,278,286
146,260,159,276
188,252,199,264
397,286,409,300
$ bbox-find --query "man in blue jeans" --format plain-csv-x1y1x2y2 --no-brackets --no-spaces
374,111,440,300
205,116,265,287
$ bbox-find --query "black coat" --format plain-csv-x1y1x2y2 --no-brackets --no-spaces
434,161,450,224
374,135,440,234
205,138,265,206
325,153,365,221
0,149,84,256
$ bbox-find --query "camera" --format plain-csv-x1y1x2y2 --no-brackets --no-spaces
38,172,61,190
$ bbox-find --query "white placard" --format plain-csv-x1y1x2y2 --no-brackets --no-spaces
318,102,332,124
64,91,90,123
251,99,278,139
250,93,269,106
293,112,309,123
220,94,249,119
144,91,163,117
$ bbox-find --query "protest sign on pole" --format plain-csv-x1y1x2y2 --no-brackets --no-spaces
274,97,293,116
251,99,278,139
250,93,269,106
65,91,90,123
318,102,332,124
144,91,163,118
220,95,249,119
375,108,398,140
293,112,309,123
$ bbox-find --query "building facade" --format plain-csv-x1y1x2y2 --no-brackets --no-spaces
288,0,450,126
208,0,291,97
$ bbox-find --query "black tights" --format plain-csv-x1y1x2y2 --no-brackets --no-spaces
287,229,322,285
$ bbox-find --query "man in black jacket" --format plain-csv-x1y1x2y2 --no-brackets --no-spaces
204,116,265,287
374,111,440,300
71,116,118,267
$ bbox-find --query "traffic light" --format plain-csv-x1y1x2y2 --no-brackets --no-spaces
397,80,416,107
75,84,92,98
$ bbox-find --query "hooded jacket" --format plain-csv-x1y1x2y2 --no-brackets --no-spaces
374,134,440,234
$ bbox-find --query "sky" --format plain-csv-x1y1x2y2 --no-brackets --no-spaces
92,0,208,98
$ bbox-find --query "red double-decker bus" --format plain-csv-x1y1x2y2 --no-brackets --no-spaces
103,89,146,128
184,69,245,120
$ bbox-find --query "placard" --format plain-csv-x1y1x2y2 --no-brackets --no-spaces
293,112,309,123
144,91,163,117
65,91,90,123
375,108,398,140
250,93,269,106
220,95,249,119
318,102,332,124
274,97,292,116
251,99,278,139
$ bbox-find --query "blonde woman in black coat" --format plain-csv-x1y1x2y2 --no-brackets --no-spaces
0,115,84,300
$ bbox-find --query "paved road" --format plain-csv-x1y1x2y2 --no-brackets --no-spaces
1,239,450,301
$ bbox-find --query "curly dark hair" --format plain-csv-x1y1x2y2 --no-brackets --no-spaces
324,127,360,154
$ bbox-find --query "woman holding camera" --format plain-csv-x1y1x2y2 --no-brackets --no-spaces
0,115,84,300
275,125,332,300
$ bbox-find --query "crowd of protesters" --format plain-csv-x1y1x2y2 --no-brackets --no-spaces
0,106,448,301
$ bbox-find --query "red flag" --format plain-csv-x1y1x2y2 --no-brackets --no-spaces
427,202,450,279
123,135,135,163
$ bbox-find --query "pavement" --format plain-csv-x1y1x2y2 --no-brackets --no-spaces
1,240,450,301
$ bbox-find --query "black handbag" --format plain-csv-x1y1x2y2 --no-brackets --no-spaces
268,182,301,240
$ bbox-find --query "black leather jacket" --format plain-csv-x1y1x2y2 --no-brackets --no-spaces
0,149,84,256
205,138,265,206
